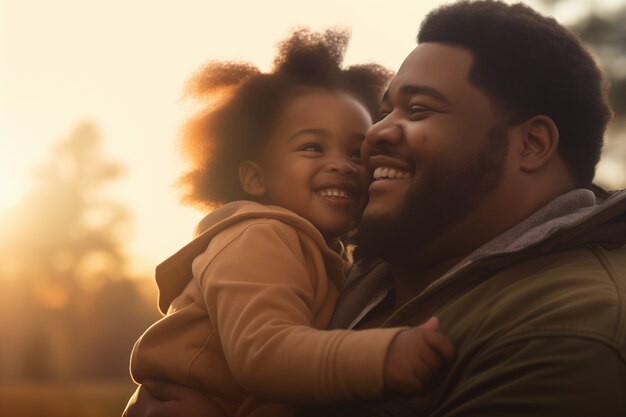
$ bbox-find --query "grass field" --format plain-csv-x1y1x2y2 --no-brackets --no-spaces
0,379,136,417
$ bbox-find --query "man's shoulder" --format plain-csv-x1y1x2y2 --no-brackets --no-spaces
350,246,626,417
387,244,626,357
459,245,624,317
441,245,626,356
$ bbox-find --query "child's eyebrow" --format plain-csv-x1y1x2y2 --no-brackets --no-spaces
287,129,366,142
288,128,329,141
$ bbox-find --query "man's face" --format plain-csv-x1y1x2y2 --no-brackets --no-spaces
358,43,509,259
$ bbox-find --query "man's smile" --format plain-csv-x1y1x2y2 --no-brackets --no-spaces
366,155,415,182
372,166,412,180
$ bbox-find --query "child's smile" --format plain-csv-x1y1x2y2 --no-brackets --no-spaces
255,88,371,241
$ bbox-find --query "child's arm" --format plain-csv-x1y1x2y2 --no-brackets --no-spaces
201,220,453,403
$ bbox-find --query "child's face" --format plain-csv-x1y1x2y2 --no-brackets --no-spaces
257,89,371,241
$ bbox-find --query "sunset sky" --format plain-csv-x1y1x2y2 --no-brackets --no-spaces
1,0,623,276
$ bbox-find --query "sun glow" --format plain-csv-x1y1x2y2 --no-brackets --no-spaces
0,102,36,213
1,0,624,278
0,150,29,212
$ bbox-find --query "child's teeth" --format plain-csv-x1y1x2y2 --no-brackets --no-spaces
320,188,350,198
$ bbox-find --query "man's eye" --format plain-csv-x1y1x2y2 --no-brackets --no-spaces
378,111,390,121
409,105,432,120
409,105,430,114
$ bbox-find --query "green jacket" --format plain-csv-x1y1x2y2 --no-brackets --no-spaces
327,187,626,416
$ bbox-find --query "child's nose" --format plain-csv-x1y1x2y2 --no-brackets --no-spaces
325,156,358,175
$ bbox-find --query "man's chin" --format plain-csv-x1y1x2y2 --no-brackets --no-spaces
353,217,415,261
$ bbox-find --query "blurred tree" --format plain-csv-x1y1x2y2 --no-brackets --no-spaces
574,6,626,188
0,122,159,381
537,0,626,188
0,122,129,286
571,7,626,126
17,122,129,279
77,279,159,378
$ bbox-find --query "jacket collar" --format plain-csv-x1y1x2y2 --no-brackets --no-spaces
426,187,625,294
332,186,626,328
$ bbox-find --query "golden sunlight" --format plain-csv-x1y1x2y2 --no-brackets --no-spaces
0,154,28,211
1,1,625,416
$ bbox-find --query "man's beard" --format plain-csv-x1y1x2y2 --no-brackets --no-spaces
354,126,509,262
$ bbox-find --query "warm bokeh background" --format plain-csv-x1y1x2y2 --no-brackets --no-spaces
1,1,625,416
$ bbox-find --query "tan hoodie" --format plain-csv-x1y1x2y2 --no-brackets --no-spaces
130,201,405,417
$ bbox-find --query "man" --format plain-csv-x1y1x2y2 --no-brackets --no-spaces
125,1,626,415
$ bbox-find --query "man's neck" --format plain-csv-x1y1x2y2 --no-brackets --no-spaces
387,183,570,290
353,187,590,330
385,186,589,313
389,257,462,309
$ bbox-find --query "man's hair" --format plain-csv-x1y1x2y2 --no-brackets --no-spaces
177,28,393,210
418,0,612,186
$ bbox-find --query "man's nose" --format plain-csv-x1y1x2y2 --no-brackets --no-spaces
365,119,403,148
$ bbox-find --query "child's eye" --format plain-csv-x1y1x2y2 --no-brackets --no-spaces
378,110,391,121
349,149,362,163
300,143,323,153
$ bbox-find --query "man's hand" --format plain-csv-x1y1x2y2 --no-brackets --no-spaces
122,379,226,417
384,317,455,395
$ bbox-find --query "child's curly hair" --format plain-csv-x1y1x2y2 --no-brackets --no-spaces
177,28,393,210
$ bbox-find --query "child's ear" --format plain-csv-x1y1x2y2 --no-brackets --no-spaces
517,115,559,173
239,160,267,197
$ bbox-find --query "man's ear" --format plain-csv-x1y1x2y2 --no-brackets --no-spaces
239,160,267,197
517,115,559,173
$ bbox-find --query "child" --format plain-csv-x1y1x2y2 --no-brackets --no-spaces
126,28,454,417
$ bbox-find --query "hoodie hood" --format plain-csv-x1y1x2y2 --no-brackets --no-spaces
428,186,626,292
154,201,333,314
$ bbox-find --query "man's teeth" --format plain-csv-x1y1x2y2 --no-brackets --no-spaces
319,188,352,199
373,167,412,180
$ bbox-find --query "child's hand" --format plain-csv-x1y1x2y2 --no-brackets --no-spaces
383,317,455,395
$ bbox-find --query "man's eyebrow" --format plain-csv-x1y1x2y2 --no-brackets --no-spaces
397,84,450,104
